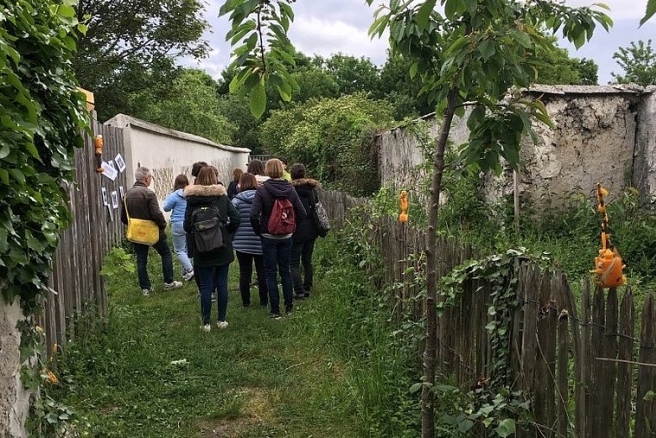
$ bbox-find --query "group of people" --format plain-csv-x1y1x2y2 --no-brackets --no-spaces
120,158,323,332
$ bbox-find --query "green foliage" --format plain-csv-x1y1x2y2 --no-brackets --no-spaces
367,0,611,173
220,0,298,118
74,0,209,121
260,93,394,196
129,69,237,144
535,43,598,85
611,40,656,86
100,247,136,279
319,53,381,96
0,0,88,313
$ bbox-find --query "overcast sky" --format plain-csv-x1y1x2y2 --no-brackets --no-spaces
189,0,656,85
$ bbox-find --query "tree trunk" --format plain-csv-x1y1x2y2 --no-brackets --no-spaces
422,88,459,438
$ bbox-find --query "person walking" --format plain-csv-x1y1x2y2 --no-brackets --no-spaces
227,168,243,200
163,174,194,281
232,173,268,307
120,166,183,296
250,159,307,319
289,163,320,300
184,166,240,332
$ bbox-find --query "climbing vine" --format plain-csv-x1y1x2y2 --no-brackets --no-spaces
439,247,551,435
1,0,87,434
0,0,88,313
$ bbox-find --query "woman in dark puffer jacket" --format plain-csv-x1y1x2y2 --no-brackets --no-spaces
290,163,320,300
231,173,267,307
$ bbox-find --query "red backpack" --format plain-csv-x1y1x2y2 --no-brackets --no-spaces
267,197,296,235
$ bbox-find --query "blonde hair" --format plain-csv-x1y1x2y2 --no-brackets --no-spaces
196,166,218,186
264,159,284,179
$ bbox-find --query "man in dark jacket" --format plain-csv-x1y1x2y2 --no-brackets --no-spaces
120,166,183,295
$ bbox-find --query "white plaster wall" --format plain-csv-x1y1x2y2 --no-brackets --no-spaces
105,114,251,211
0,295,30,438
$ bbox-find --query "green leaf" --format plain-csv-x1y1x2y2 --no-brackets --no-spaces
416,0,437,32
640,0,656,26
249,77,266,118
409,62,419,79
495,419,516,437
478,39,496,60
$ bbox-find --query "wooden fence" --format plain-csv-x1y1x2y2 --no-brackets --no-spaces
41,119,127,351
321,189,656,437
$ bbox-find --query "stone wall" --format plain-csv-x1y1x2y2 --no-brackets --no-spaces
378,85,655,211
0,296,30,438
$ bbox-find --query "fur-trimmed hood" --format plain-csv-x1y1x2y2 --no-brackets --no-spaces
184,184,226,198
291,178,319,189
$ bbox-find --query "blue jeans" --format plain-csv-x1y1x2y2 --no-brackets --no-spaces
171,222,193,274
197,264,229,325
133,234,174,290
260,236,293,314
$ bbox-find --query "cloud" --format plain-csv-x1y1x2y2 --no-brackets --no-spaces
289,16,388,64
565,0,647,21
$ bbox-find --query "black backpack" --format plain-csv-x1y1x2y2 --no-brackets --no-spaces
190,205,225,253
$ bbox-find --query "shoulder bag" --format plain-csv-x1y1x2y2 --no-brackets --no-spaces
123,197,160,245
312,189,330,238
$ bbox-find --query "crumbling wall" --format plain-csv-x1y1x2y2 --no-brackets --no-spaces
0,295,30,438
378,86,647,211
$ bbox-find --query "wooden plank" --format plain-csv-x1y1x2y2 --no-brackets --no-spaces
597,288,618,436
534,270,556,436
589,287,606,437
520,264,540,393
577,279,591,436
615,288,634,438
556,274,570,437
635,293,656,438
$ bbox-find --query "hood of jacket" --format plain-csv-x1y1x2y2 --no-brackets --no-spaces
184,184,226,198
234,189,256,204
262,178,295,198
291,178,319,189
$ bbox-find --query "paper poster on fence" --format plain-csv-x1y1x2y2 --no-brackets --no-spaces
119,186,125,200
111,191,119,209
101,161,118,181
115,154,126,173
101,187,109,206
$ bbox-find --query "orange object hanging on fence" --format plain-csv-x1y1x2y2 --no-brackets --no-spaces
590,183,626,288
399,190,408,222
94,135,104,173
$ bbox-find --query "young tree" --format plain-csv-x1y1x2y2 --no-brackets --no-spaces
220,1,611,435
611,40,656,86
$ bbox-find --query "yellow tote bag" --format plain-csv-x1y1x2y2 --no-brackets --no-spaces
123,197,160,245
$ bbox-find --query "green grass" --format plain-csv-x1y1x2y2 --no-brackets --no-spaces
53,244,360,437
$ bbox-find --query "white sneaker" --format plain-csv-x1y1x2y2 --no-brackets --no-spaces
217,321,229,329
183,270,195,281
163,281,183,290
201,324,211,332
141,288,151,296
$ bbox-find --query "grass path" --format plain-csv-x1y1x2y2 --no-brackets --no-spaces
57,249,360,437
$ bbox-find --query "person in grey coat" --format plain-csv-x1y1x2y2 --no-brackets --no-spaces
231,173,267,307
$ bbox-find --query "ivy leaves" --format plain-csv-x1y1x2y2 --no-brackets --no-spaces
1,0,87,312
220,0,298,118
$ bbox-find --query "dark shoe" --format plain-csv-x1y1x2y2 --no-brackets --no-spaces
269,313,282,320
285,305,293,315
294,293,306,300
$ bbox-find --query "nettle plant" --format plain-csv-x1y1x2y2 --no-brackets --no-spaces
1,0,88,433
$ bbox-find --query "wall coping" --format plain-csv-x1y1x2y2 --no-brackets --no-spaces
103,113,251,153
